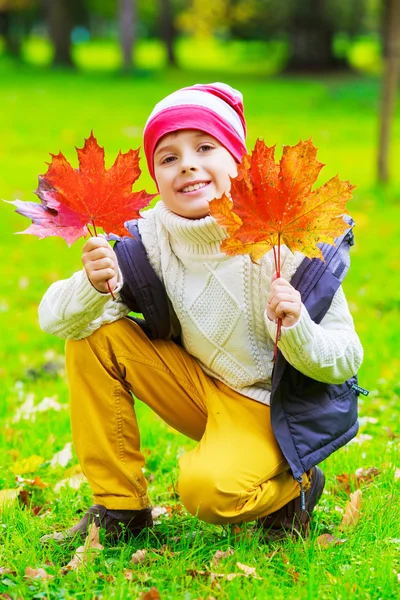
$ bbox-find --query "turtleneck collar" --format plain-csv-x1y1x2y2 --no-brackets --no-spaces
155,201,228,255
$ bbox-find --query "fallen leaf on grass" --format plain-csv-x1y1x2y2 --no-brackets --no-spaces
124,569,151,583
236,562,262,579
10,455,44,475
50,442,73,468
316,534,347,548
24,566,54,580
97,572,116,583
131,549,148,565
63,524,103,571
211,548,234,567
151,506,169,519
355,467,380,485
281,552,300,583
188,562,262,584
0,488,21,507
340,489,362,529
54,471,87,492
348,434,372,445
384,427,399,440
335,467,379,494
0,567,17,576
139,588,161,600
12,395,67,423
16,475,49,489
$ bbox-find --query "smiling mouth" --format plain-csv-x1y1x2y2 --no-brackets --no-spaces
179,181,211,193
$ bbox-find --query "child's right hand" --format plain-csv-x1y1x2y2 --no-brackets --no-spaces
82,237,119,294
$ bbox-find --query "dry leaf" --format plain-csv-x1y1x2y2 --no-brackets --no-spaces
151,506,169,519
355,467,380,485
0,488,21,507
236,562,262,579
24,566,54,580
63,524,103,571
50,442,73,468
316,534,347,548
340,489,362,529
0,567,17,576
335,473,354,495
281,552,300,583
131,549,148,565
16,475,49,489
211,548,234,567
10,455,44,475
383,427,399,439
139,588,161,600
54,472,87,493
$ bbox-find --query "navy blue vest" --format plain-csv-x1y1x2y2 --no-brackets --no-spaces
114,219,360,480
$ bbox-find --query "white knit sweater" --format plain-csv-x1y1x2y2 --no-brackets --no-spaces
39,201,363,406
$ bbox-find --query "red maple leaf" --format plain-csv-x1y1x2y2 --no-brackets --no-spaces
208,138,355,358
209,138,354,267
9,132,157,245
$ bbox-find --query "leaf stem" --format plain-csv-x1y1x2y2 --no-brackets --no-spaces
273,232,282,362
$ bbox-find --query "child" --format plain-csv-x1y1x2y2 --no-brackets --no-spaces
39,83,363,542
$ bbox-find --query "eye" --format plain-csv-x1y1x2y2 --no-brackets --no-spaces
198,144,214,152
161,155,176,164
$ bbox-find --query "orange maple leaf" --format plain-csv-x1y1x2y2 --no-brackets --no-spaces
209,138,355,269
9,132,157,244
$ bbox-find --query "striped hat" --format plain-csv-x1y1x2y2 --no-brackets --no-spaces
143,82,247,181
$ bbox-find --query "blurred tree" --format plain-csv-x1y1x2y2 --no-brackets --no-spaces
177,0,230,39
179,0,368,70
119,0,136,71
43,0,88,67
286,0,367,70
0,0,38,57
159,0,177,66
378,0,400,182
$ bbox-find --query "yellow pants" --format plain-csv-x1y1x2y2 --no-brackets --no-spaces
66,318,306,525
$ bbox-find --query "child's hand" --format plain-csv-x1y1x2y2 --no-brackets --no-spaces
267,274,302,327
82,237,119,294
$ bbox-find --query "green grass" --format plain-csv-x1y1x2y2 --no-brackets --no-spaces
0,55,400,599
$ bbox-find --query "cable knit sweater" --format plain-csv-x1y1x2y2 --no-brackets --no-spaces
39,201,363,406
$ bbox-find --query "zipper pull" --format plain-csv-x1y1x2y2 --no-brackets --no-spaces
351,384,369,396
296,476,306,511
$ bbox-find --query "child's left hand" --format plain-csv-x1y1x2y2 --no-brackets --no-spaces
267,275,302,327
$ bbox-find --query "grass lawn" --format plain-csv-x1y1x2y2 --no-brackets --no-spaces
0,52,400,599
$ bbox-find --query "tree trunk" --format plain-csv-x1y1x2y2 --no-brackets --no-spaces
118,0,135,72
159,0,177,67
46,0,74,67
287,0,343,71
378,0,400,183
0,11,21,57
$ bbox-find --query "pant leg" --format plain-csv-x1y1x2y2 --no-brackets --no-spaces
66,317,214,510
178,380,308,524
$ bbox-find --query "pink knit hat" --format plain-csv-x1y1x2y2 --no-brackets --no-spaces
143,82,247,181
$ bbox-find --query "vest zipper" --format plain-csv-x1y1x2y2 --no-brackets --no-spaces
296,476,306,511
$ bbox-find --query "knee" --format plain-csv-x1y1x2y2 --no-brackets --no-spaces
178,461,236,524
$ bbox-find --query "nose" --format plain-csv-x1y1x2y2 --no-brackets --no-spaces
181,165,197,174
180,150,198,174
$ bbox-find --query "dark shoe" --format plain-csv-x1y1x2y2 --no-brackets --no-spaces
260,466,325,536
40,504,153,544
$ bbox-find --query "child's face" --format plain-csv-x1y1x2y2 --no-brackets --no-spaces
153,129,238,219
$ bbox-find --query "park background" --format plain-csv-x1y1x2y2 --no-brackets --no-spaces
0,1,399,598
